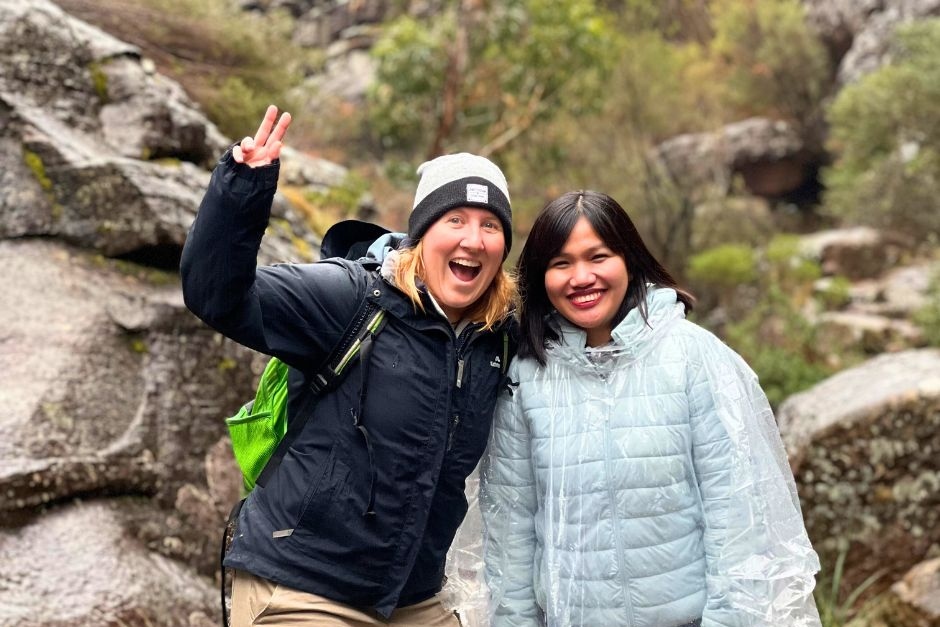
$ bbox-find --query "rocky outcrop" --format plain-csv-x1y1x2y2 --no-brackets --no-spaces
1,0,227,164
804,232,936,356
888,558,940,626
0,499,219,627
0,0,330,267
237,0,393,105
799,227,907,281
803,0,940,84
292,0,388,49
652,3,940,214
651,117,814,201
0,1,358,624
850,262,939,318
814,311,925,355
777,349,940,595
0,238,258,624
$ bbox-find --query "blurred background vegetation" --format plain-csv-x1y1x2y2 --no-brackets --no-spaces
50,0,940,622
56,0,940,409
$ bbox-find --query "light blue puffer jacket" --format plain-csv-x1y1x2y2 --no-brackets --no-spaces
481,287,820,627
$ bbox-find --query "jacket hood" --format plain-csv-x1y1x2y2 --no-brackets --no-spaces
553,286,686,362
364,232,407,266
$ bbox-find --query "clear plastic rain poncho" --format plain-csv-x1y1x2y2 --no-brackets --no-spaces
473,287,821,627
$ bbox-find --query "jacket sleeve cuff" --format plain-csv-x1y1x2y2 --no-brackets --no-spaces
219,144,281,191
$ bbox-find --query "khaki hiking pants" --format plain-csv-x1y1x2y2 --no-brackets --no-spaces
231,570,462,627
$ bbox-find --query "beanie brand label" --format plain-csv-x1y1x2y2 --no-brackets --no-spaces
466,183,489,204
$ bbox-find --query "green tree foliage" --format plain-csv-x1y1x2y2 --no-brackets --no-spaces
368,0,616,159
603,31,719,142
503,0,831,271
501,27,721,254
368,14,453,153
707,0,830,125
824,19,940,242
690,235,833,407
687,243,759,303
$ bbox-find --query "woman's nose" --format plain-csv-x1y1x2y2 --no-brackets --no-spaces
460,227,484,251
571,264,594,286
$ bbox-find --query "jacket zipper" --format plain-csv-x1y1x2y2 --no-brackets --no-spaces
453,323,476,387
602,377,637,626
448,324,478,447
455,359,465,388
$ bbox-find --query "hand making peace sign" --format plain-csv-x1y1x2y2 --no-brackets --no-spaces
233,105,292,168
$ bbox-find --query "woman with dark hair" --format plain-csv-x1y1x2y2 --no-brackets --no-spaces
480,191,821,627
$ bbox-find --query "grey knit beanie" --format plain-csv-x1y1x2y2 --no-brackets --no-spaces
409,153,512,252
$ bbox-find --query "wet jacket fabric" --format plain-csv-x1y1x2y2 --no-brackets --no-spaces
481,287,821,627
181,151,514,617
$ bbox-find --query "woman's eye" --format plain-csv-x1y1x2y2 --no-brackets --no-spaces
549,260,568,269
593,254,609,262
484,221,501,231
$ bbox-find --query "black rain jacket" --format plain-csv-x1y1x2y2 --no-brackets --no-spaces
180,151,515,617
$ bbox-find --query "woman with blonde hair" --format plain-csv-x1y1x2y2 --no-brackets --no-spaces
182,106,517,627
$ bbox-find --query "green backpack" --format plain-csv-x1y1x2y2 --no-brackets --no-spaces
225,304,387,496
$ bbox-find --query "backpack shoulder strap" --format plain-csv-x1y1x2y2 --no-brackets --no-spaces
256,270,387,488
310,274,387,395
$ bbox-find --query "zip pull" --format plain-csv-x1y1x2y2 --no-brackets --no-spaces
456,359,465,388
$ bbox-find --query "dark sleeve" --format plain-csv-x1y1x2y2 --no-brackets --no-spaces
180,149,363,373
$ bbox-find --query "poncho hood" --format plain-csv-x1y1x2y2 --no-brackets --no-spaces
552,286,686,363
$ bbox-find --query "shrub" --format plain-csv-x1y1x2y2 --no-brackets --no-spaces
690,235,835,407
815,276,853,311
687,244,758,289
725,286,831,408
765,234,821,294
824,19,940,242
707,0,831,125
913,268,940,347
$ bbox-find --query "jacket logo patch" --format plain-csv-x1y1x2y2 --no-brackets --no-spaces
467,183,488,203
490,355,501,368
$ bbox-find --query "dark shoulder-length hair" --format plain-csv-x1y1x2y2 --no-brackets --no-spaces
517,190,695,366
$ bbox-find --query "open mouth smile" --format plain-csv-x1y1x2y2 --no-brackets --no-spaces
449,258,482,282
569,290,604,308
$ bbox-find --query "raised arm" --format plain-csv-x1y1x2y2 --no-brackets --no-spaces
180,106,360,372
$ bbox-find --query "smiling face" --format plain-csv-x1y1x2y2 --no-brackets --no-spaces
420,207,505,322
545,216,629,347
